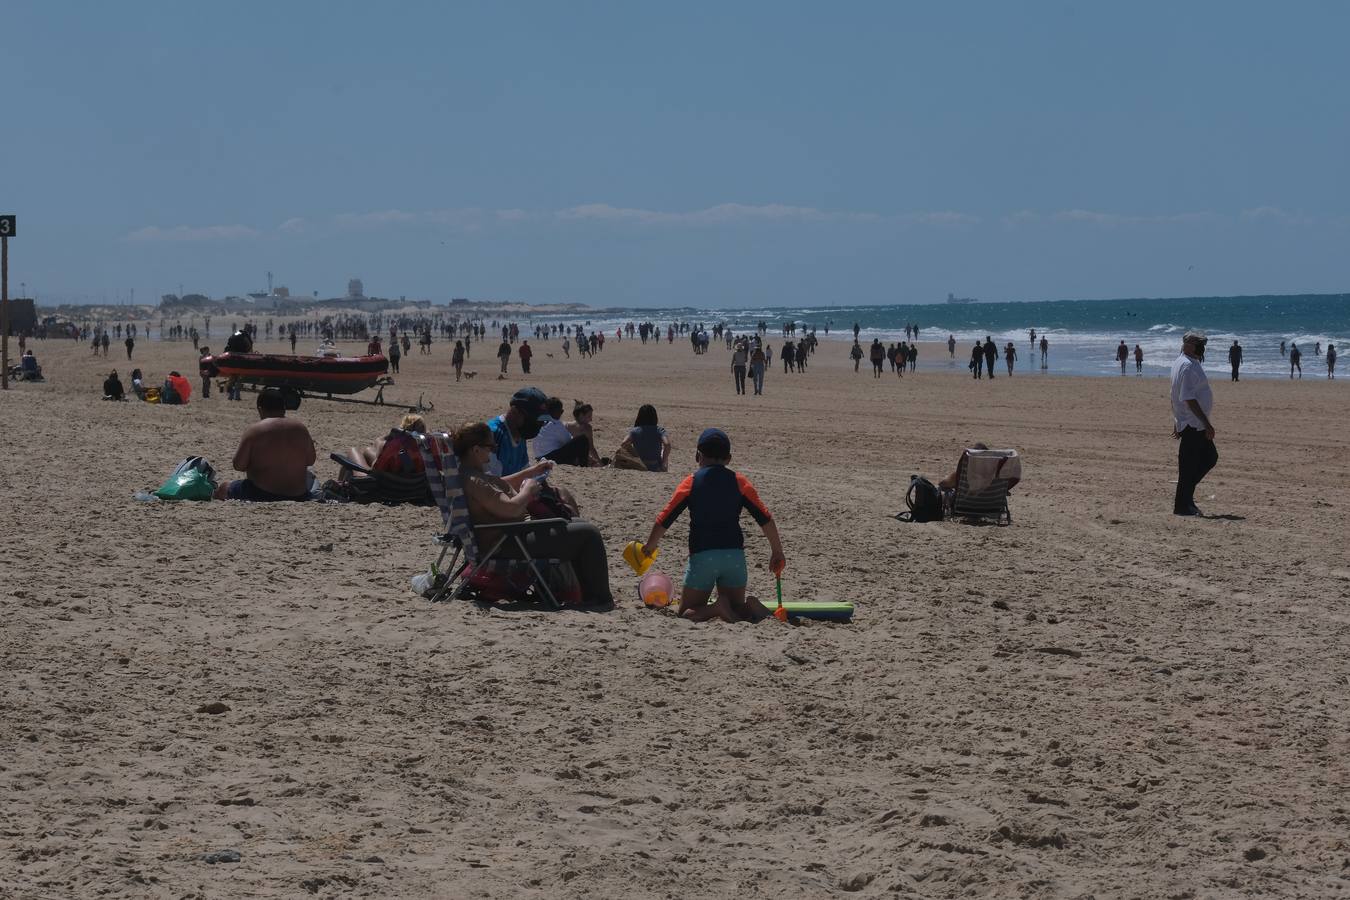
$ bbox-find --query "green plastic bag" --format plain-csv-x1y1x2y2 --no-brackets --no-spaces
154,456,217,501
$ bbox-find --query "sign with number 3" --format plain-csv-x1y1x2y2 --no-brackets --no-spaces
0,215,15,237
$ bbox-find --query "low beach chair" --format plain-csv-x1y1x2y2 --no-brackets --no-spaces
328,428,432,506
414,432,573,607
946,448,1021,525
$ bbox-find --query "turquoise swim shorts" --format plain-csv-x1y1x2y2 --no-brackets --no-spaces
683,548,748,592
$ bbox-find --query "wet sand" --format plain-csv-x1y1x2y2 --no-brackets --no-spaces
1,329,1347,898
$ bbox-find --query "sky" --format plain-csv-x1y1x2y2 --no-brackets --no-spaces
4,1,1348,308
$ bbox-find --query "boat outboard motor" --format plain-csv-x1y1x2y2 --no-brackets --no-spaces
224,330,254,353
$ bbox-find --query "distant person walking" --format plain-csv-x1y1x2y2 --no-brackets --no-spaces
1228,340,1243,382
497,339,512,375
1289,343,1302,379
983,337,997,379
970,342,983,379
731,341,748,395
125,336,135,360
1327,343,1337,379
948,334,956,358
388,338,401,374
1170,331,1217,517
868,339,885,377
452,340,466,381
1004,342,1017,375
750,344,766,395
519,340,533,375
1116,340,1129,375
850,341,863,373
1039,336,1049,369
1134,343,1143,374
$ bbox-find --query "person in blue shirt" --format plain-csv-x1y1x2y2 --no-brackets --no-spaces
487,386,547,476
639,428,786,623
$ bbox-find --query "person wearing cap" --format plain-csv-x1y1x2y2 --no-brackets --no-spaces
1169,331,1217,517
487,386,549,476
639,428,786,623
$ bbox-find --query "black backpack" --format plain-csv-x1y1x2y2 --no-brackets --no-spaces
896,475,944,523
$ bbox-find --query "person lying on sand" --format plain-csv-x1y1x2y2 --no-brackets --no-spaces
638,428,786,623
214,389,317,502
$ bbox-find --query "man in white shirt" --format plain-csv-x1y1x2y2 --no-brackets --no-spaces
1169,331,1218,516
533,396,592,466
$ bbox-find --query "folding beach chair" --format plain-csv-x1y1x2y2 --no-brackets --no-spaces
328,428,432,506
414,432,574,607
946,448,1021,525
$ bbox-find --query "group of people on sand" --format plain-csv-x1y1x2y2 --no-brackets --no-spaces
100,367,193,403
211,383,786,622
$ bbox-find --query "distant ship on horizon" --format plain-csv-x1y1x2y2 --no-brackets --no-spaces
945,292,978,304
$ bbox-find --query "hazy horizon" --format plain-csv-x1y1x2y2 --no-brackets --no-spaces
6,2,1348,308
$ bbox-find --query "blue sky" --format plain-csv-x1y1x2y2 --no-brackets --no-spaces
6,1,1348,307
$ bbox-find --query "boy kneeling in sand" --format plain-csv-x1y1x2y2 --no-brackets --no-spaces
640,428,786,623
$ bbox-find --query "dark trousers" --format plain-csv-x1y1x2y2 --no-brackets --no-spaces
499,520,613,605
1230,363,1239,382
733,365,747,394
985,355,996,377
1175,426,1218,513
542,434,591,467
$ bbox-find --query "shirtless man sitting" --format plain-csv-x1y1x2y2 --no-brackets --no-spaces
214,389,317,501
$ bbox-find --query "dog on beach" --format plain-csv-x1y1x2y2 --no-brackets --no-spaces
464,371,477,380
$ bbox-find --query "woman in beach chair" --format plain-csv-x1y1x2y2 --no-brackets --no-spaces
328,414,433,505
428,423,612,607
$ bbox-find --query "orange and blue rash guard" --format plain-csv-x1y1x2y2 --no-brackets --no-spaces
656,464,772,553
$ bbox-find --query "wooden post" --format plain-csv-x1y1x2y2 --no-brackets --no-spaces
1,235,8,390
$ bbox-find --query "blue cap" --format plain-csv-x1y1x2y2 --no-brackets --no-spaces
697,427,731,457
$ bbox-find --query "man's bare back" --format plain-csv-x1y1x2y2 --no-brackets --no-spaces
231,417,316,497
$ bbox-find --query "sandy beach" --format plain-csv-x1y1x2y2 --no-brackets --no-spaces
2,329,1348,899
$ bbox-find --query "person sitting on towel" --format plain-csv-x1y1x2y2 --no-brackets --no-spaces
103,370,126,401
214,389,316,502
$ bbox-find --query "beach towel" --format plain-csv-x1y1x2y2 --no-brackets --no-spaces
964,449,1022,494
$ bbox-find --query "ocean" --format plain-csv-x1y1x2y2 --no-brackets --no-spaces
548,293,1349,379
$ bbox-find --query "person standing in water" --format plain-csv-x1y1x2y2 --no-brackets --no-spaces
1290,343,1302,379
1039,336,1049,369
1327,343,1337,379
1134,343,1144,374
1116,340,1129,375
1004,341,1017,375
1228,340,1243,382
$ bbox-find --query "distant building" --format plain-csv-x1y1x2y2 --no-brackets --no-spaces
347,278,365,300
451,297,470,305
274,286,290,299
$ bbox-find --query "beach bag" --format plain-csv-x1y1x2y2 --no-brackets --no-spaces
154,456,217,501
526,482,576,521
897,475,943,523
